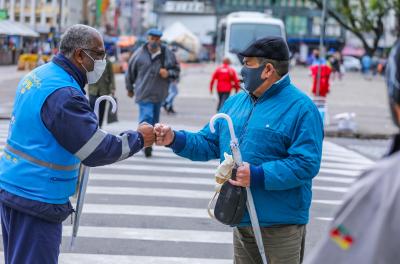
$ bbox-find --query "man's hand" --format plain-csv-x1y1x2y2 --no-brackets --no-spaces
137,122,155,147
229,162,250,187
127,90,134,98
154,123,174,146
159,68,169,79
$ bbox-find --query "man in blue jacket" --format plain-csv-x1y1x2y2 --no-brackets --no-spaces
0,24,154,264
155,36,323,264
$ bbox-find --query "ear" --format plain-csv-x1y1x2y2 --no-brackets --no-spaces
74,48,85,65
261,63,275,79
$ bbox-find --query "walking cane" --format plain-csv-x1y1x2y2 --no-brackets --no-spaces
210,113,268,264
70,95,117,249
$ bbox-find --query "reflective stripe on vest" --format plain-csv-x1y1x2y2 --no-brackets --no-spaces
5,144,79,171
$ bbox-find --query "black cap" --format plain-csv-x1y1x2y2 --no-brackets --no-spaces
239,36,289,61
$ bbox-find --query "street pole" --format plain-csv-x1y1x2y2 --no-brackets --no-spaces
58,0,62,35
316,0,327,97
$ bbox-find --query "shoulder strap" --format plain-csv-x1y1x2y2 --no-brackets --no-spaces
160,45,166,68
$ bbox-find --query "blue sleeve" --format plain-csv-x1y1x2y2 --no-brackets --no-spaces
261,105,324,190
167,125,220,162
250,165,264,186
41,87,144,167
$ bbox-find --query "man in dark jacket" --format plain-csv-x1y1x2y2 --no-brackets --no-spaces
125,28,180,157
88,57,116,127
0,24,154,264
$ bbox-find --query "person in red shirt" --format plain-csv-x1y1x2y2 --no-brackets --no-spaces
210,58,240,111
310,62,332,97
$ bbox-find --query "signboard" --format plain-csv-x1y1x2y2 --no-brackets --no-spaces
0,9,8,21
164,1,205,13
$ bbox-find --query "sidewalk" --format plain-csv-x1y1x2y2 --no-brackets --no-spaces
290,66,396,138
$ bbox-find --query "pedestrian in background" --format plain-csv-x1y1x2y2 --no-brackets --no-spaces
304,39,400,264
163,79,179,114
0,24,154,264
125,28,180,157
329,51,342,81
88,57,115,128
361,53,372,79
209,57,240,111
310,60,332,97
163,45,180,114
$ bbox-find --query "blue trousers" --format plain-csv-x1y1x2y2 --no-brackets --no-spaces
1,203,62,264
164,82,178,108
137,102,161,126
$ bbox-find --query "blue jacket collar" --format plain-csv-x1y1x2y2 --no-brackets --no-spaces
257,74,291,102
52,53,87,93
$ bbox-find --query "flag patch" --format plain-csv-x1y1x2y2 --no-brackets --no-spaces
330,225,354,250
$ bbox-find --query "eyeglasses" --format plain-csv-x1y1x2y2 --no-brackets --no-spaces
83,48,106,59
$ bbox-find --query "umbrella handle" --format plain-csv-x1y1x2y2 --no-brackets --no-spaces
210,113,242,167
94,95,117,121
209,113,238,144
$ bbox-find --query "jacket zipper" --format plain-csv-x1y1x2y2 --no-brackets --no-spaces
238,96,258,146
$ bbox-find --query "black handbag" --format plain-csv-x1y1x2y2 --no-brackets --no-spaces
107,97,118,124
214,168,247,226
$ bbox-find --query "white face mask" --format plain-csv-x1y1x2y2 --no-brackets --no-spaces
81,50,107,84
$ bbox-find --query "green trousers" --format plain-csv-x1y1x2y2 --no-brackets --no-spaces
233,224,306,264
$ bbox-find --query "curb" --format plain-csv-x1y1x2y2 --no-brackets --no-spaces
325,130,392,140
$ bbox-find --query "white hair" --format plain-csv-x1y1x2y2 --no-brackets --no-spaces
59,24,102,58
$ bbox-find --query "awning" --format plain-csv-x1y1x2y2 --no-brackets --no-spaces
0,20,39,37
117,36,136,47
341,46,365,57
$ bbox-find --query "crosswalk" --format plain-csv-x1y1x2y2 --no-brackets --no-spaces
0,120,375,263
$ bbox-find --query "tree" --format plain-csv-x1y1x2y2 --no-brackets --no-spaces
309,0,398,55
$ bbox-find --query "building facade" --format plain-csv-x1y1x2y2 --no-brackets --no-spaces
0,0,83,34
154,0,216,45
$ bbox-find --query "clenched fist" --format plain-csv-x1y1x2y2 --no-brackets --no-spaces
137,122,155,147
154,123,174,146
159,68,169,79
229,162,250,187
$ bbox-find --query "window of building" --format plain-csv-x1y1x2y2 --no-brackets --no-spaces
286,16,307,36
25,17,30,23
312,16,321,35
326,18,341,37
46,17,52,24
313,17,341,37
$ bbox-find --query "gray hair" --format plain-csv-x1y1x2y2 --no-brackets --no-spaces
257,57,289,77
59,24,102,58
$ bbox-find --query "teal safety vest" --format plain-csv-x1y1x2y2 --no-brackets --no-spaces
0,62,82,204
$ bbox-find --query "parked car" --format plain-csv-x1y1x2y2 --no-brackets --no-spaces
343,55,362,72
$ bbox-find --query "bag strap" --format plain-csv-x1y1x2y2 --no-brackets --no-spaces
160,45,166,68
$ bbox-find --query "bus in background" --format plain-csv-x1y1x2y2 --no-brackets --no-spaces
216,12,286,75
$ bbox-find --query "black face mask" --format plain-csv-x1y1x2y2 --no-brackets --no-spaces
240,65,266,94
149,42,160,50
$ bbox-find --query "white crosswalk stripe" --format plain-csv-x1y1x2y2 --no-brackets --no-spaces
0,120,374,262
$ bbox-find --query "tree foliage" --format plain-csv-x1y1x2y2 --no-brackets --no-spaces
309,0,399,55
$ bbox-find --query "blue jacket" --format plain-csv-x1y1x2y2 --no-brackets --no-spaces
0,54,144,222
169,75,323,226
